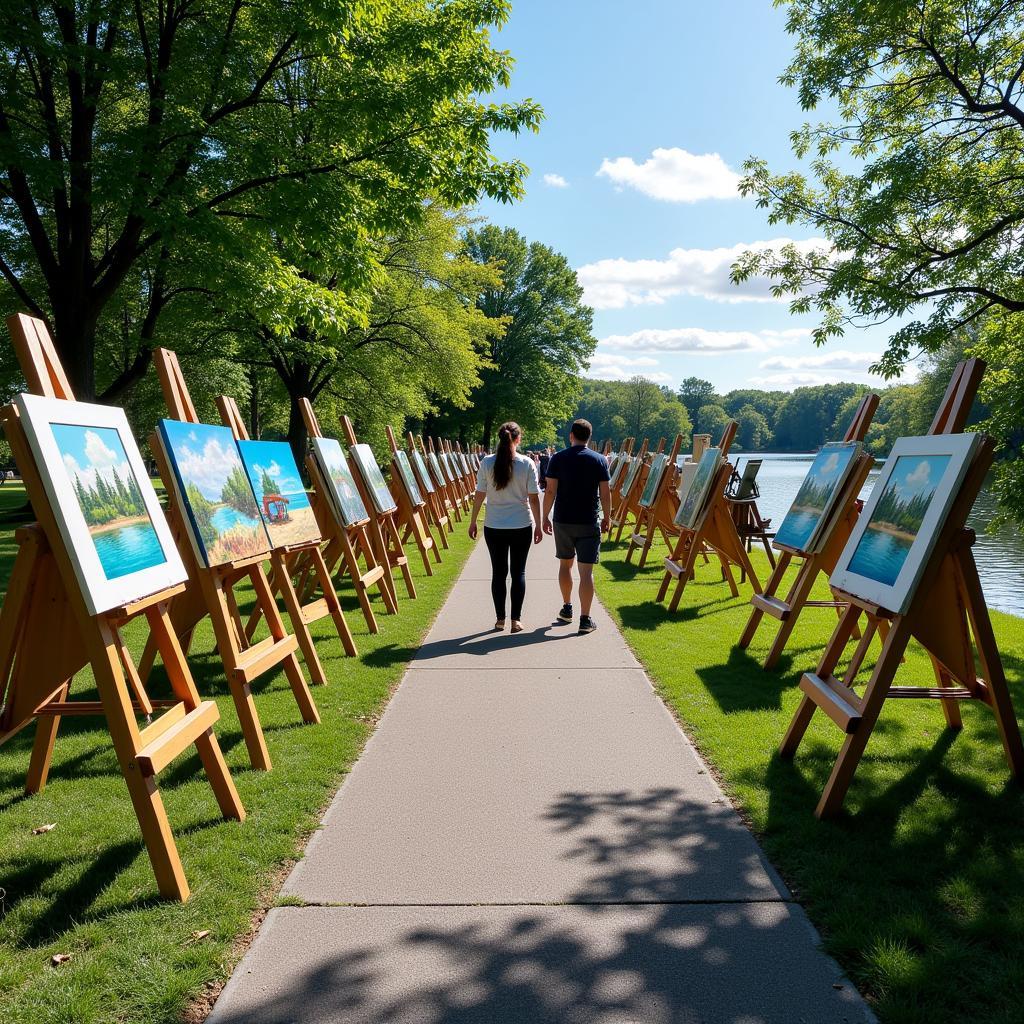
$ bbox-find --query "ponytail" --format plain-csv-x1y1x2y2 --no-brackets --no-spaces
493,421,521,489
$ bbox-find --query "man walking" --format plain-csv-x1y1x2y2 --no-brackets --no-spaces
542,419,611,634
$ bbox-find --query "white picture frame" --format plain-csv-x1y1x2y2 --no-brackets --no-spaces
16,393,187,616
831,432,983,614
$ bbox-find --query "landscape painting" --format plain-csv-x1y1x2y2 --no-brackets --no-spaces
157,420,270,566
674,448,721,530
773,442,861,554
393,449,424,506
237,439,321,549
427,451,447,488
620,456,643,497
639,453,668,507
410,450,435,493
350,443,398,514
311,438,368,526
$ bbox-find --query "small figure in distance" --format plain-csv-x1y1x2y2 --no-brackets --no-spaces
541,419,611,634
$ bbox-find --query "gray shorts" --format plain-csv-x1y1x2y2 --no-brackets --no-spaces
553,521,602,564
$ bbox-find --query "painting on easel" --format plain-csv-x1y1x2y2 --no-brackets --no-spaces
310,437,368,526
16,393,186,614
773,441,862,554
157,420,271,566
674,447,720,530
832,433,982,613
350,443,398,514
237,439,321,548
393,449,423,506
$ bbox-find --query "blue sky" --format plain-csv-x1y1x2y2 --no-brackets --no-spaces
476,0,914,395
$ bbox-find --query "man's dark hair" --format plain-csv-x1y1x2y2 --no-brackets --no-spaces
570,418,592,443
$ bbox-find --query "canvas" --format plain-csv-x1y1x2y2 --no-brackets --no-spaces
610,454,630,490
620,456,643,498
393,449,424,506
674,447,722,530
310,437,368,526
237,439,321,549
350,443,398,514
427,451,446,488
15,394,187,615
410,450,435,494
773,442,862,554
831,432,982,614
638,453,669,508
157,419,271,567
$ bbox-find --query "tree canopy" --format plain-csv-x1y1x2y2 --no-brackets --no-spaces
566,377,691,449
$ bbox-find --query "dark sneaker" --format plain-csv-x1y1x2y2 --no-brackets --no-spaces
557,603,573,623
578,615,597,634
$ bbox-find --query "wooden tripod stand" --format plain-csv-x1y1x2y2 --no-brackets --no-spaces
143,348,319,772
407,431,451,543
385,425,438,574
612,438,656,542
0,314,243,901
780,359,1024,817
627,433,683,567
738,393,879,669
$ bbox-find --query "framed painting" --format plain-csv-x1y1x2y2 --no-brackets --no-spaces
310,437,368,526
638,453,668,508
619,456,643,498
440,452,456,484
609,454,630,490
15,394,187,616
427,451,446,488
410,450,435,494
674,447,721,530
773,442,862,555
157,420,271,567
237,439,321,549
349,443,398,514
831,432,982,614
393,449,423,506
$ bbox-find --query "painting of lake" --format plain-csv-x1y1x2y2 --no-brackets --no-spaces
773,442,860,553
846,454,949,586
52,423,167,580
157,420,271,566
238,439,321,549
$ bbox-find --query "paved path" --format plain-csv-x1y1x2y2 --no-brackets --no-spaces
209,536,873,1024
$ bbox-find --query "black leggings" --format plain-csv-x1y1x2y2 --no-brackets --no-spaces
483,526,532,620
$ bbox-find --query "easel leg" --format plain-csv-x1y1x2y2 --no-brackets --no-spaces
764,559,817,670
272,551,329,687
311,545,359,657
738,552,792,651
25,680,70,793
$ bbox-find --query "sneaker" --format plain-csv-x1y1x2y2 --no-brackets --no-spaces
578,615,597,634
557,603,573,623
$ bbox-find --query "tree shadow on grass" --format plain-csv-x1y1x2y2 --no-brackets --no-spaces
616,592,737,632
696,645,799,714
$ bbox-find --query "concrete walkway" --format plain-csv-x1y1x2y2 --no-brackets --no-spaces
209,536,873,1024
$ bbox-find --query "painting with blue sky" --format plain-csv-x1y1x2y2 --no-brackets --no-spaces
773,442,860,553
311,438,368,527
237,439,320,548
157,420,270,566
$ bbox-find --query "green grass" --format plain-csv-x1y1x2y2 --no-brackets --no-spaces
0,484,474,1024
596,537,1024,1024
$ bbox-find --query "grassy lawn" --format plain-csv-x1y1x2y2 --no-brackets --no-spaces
0,483,474,1024
596,535,1024,1024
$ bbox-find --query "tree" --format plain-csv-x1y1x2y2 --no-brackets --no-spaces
0,0,541,400
735,404,772,450
564,377,690,448
450,226,596,446
772,383,865,450
678,378,718,424
694,403,731,442
221,465,258,520
624,376,663,441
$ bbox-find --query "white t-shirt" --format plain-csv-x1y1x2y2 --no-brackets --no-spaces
476,452,539,529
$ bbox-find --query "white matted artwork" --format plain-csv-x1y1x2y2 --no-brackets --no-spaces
349,443,398,514
674,448,722,530
619,456,644,498
831,432,982,614
638,453,669,508
15,393,187,615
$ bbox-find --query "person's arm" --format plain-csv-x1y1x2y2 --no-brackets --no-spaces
469,489,486,539
529,492,543,543
599,480,612,534
542,477,557,534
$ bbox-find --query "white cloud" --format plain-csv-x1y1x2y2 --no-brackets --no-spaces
599,326,812,354
83,429,120,469
904,460,932,488
821,452,840,475
597,148,740,202
576,237,829,309
174,437,245,501
587,352,669,382
542,172,568,188
758,350,881,373
750,349,920,390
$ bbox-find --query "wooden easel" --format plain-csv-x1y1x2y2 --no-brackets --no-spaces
143,348,319,772
611,438,654,541
738,394,878,669
442,439,471,511
657,420,763,611
216,394,358,673
780,359,1024,817
341,415,416,600
0,313,244,901
385,425,438,573
607,438,635,509
627,433,683,567
300,399,395,630
407,431,451,542
423,435,462,523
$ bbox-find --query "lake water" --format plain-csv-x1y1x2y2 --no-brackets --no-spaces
211,505,260,532
736,453,1024,618
92,519,166,580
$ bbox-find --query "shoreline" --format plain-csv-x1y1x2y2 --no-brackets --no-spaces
89,513,151,535
865,521,917,544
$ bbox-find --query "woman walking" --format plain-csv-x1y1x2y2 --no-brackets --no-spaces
468,422,542,632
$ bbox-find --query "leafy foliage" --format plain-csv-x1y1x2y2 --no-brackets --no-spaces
221,464,259,520
565,377,691,448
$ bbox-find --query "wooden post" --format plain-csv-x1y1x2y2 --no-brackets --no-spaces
0,314,244,902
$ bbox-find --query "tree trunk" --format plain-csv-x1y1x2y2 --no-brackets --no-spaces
50,302,99,401
249,366,262,439
287,391,309,473
481,410,494,449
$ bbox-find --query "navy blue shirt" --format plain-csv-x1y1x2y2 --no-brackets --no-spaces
545,445,610,525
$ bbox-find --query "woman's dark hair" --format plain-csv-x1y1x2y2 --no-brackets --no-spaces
493,421,521,489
